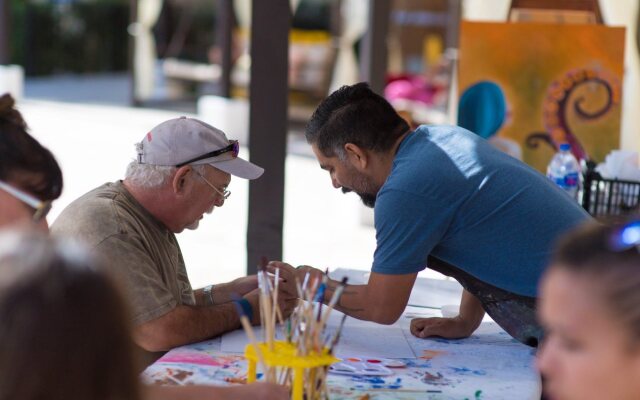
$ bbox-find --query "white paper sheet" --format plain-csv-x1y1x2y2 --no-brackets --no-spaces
330,267,463,309
220,310,415,359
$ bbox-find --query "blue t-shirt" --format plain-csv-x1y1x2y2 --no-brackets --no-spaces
372,125,591,297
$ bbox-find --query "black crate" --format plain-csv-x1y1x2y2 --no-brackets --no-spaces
582,170,640,218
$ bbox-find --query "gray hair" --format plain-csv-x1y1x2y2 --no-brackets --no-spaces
125,162,175,188
125,142,207,188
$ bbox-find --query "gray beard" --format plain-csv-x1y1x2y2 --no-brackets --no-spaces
186,220,200,230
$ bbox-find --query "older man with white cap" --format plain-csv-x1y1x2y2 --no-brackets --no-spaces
52,117,296,364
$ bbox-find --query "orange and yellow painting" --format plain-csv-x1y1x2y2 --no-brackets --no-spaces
458,21,625,172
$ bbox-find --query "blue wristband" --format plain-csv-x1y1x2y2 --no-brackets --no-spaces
237,298,254,322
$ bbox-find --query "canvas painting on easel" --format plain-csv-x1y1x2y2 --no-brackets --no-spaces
458,21,625,172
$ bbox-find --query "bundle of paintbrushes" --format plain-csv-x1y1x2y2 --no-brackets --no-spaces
236,262,349,400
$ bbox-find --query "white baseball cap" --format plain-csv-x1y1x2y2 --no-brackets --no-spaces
136,116,264,180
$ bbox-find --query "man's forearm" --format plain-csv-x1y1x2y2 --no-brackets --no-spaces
322,279,372,320
322,280,402,323
194,281,244,306
135,302,241,352
304,272,414,324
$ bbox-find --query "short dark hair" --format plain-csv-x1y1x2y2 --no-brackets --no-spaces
0,93,63,201
0,232,141,400
551,219,640,342
305,82,410,158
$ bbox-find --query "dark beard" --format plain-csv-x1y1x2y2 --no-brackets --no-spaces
342,187,376,208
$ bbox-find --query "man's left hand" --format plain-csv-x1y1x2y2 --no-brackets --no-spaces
409,316,477,339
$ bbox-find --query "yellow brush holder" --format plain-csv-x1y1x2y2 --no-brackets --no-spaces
245,341,339,400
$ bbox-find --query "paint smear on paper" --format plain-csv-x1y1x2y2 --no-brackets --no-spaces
422,371,451,386
158,350,243,367
350,376,403,390
420,350,447,360
151,368,194,385
450,366,487,376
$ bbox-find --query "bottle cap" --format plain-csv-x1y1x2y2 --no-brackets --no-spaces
559,143,571,151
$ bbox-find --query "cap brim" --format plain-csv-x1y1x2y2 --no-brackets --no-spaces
206,157,264,180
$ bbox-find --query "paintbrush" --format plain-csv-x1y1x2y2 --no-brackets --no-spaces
271,267,284,325
232,298,267,373
320,276,348,330
257,262,274,348
301,272,310,299
294,276,304,299
327,313,348,353
351,388,443,393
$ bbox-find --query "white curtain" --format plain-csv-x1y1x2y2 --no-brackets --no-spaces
329,0,369,92
461,0,510,21
134,0,163,101
600,0,640,154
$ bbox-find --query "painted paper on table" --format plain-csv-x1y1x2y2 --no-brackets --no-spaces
458,21,625,172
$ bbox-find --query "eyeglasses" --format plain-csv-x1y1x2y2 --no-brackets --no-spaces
176,140,239,168
0,180,53,222
609,220,640,251
193,170,231,200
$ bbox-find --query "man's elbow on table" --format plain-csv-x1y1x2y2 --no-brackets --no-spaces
134,309,191,352
367,305,404,325
134,321,179,352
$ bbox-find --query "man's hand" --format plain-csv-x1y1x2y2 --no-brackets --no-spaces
243,287,298,325
230,275,259,296
409,316,477,339
267,261,324,299
410,290,485,339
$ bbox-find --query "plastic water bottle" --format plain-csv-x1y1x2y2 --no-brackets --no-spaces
547,143,581,200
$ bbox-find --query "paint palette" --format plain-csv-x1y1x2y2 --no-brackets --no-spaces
329,358,398,376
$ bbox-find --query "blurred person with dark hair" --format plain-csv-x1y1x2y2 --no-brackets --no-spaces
0,93,62,230
537,218,640,400
271,82,590,348
0,231,288,400
0,231,141,400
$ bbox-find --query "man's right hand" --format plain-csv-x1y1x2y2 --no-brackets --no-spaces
266,261,324,299
243,288,297,325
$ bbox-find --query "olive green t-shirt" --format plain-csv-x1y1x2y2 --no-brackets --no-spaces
52,181,195,325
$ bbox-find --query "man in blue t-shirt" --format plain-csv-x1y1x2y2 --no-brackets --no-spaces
271,83,590,346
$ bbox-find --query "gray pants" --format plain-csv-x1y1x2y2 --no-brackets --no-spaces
427,256,543,347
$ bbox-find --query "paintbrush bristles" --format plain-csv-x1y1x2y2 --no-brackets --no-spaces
246,266,347,398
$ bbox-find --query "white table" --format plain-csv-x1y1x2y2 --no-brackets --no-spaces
142,270,541,399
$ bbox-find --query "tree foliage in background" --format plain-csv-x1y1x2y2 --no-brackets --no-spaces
10,0,129,76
